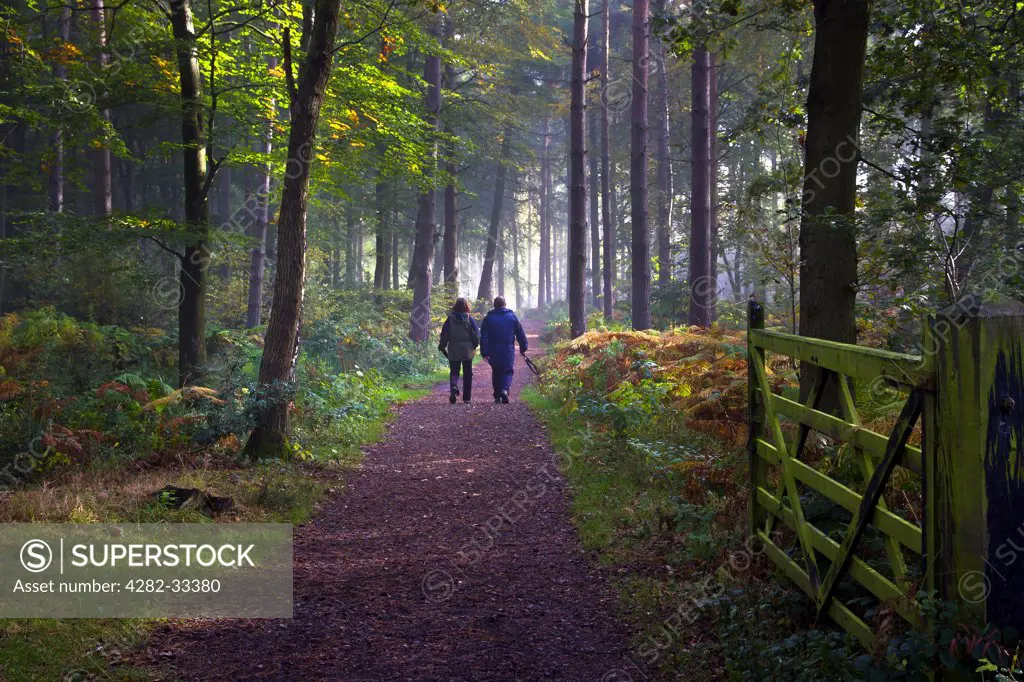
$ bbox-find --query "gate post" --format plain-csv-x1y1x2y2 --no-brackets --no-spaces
930,295,1024,630
748,298,767,534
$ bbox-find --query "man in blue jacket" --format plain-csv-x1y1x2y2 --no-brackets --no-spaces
480,296,528,404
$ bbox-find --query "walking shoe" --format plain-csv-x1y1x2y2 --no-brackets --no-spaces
450,387,458,404
494,397,502,404
500,390,510,404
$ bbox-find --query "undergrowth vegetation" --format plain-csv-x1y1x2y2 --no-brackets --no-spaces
0,292,446,494
528,328,1022,681
0,291,449,681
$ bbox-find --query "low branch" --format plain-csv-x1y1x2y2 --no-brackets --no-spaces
147,235,186,260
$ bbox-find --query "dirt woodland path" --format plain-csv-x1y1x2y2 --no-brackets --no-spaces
152,320,638,682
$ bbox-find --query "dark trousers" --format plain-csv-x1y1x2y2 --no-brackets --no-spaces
491,365,514,399
449,360,472,400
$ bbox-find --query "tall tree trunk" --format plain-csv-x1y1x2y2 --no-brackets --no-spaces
331,228,340,287
688,46,713,327
374,176,389,289
512,189,523,309
344,211,356,288
443,137,458,285
118,155,133,212
247,54,275,328
391,227,399,291
478,133,511,301
588,107,601,310
552,189,560,301
0,182,5,314
798,0,869,400
245,0,342,458
526,187,533,307
170,0,211,386
335,218,345,287
442,61,459,286
409,26,442,341
630,0,651,330
382,214,392,289
569,0,589,338
601,0,615,318
433,230,444,286
708,52,719,320
356,216,364,283
497,234,505,297
653,0,673,286
91,0,112,217
49,4,71,213
538,122,552,307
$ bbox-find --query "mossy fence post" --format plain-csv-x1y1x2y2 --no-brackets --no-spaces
930,297,1024,632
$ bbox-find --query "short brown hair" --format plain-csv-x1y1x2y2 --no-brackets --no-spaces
452,297,470,313
493,296,506,309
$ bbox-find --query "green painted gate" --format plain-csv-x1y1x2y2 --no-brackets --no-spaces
746,296,1024,649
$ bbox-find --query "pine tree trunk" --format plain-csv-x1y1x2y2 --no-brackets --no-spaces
538,121,551,308
512,191,522,309
708,51,719,320
552,189,560,301
391,228,399,291
118,155,133,212
526,188,533,307
433,231,444,287
374,176,389,289
91,0,112,217
569,0,589,338
798,0,869,402
688,46,713,327
382,209,392,290
589,107,601,310
344,211,356,288
245,0,342,458
497,234,505,297
653,0,673,286
170,0,211,386
601,0,615,318
49,4,70,213
409,26,442,341
356,217,364,283
443,62,459,286
0,182,5,314
630,0,651,330
331,236,340,287
406,232,415,289
478,133,511,301
443,138,458,284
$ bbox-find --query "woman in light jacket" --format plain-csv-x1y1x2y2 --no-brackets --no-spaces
438,298,480,404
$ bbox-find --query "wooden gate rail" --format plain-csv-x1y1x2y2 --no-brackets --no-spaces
746,297,1024,651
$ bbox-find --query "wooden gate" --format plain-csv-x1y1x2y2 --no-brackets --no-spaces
746,297,1024,648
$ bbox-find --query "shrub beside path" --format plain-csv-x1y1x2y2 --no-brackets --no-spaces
152,320,631,681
